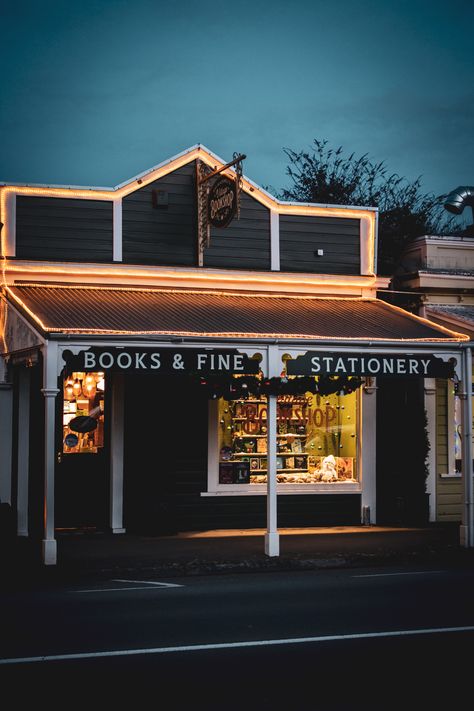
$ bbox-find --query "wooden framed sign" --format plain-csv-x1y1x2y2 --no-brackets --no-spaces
207,177,237,228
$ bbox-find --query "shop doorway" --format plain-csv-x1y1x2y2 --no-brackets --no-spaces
376,377,430,524
123,373,208,535
55,371,110,530
55,450,109,529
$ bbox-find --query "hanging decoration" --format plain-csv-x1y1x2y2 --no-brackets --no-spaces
192,373,363,400
196,152,246,266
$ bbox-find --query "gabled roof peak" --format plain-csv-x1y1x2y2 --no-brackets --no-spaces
1,144,378,215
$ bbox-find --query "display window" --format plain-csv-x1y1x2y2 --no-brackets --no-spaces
215,387,359,491
454,392,462,474
451,382,474,476
62,371,105,454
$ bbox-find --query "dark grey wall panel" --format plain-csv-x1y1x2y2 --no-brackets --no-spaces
123,375,361,534
204,192,270,270
280,215,360,274
16,197,113,262
122,163,197,266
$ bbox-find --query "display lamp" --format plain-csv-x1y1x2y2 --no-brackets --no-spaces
65,377,75,400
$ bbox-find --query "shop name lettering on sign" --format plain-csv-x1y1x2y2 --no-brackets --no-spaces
310,355,432,375
207,177,237,228
63,348,261,375
286,352,455,378
83,351,245,371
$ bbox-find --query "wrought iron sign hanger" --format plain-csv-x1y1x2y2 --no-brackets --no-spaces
196,152,246,266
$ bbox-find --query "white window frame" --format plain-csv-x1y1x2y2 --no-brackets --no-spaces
201,392,362,496
440,380,462,478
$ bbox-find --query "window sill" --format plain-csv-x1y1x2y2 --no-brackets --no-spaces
439,473,462,479
201,483,362,496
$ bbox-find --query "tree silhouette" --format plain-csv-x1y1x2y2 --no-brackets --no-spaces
276,139,460,276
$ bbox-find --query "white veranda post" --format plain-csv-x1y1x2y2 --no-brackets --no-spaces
265,345,280,556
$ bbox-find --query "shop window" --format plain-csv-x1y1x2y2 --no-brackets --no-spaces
454,391,462,474
214,388,359,491
448,381,474,476
441,380,462,477
62,372,105,454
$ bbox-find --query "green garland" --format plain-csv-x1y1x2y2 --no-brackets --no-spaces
194,374,363,400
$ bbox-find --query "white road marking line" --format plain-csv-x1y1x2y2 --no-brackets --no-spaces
113,579,183,588
72,579,184,593
352,571,445,578
1,626,473,665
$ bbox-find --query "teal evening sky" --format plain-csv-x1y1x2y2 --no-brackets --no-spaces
1,0,473,206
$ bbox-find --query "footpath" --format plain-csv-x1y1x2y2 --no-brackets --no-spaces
2,523,473,588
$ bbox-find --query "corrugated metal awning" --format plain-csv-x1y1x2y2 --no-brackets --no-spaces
4,283,468,342
426,304,474,340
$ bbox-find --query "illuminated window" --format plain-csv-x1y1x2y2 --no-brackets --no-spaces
451,382,474,475
216,387,359,488
62,372,105,454
454,391,462,474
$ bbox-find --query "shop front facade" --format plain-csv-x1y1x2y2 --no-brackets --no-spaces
0,145,471,565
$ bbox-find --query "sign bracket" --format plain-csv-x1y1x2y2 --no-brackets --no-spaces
196,152,246,266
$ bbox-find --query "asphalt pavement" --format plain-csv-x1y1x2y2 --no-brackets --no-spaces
2,522,473,587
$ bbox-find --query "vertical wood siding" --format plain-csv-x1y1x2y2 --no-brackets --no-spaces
16,196,113,262
122,163,197,266
123,374,360,533
280,215,360,274
203,193,271,271
436,379,463,522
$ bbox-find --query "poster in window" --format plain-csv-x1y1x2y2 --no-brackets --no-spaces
219,462,234,484
233,460,250,484
294,455,306,470
292,439,302,453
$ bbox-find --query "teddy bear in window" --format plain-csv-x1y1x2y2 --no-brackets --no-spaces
320,454,338,482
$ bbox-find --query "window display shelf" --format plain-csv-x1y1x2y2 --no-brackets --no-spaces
233,434,306,440
252,469,308,473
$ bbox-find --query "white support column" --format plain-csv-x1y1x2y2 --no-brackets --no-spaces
41,342,59,565
460,347,473,547
270,210,280,271
361,378,377,524
17,367,31,536
360,216,373,275
424,378,437,522
0,382,13,506
3,190,16,257
110,373,125,533
265,344,280,556
113,199,123,262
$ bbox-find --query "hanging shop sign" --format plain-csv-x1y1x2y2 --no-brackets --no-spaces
196,152,245,266
207,177,237,228
62,347,261,375
286,352,455,378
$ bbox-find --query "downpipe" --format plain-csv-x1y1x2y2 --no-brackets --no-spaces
461,346,473,547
